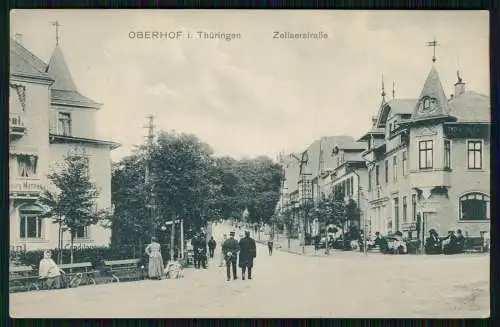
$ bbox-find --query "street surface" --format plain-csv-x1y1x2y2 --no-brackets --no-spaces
10,222,489,318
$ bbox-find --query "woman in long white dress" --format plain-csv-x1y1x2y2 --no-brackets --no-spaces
145,237,164,279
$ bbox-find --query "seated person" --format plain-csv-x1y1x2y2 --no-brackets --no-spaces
425,229,442,254
393,231,407,254
38,250,63,289
164,254,184,279
442,230,461,255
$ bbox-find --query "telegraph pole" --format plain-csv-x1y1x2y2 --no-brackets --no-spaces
144,115,156,239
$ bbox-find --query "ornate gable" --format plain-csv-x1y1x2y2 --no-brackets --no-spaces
411,66,453,121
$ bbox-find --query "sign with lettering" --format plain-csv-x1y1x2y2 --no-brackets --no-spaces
63,243,98,251
444,124,490,139
10,180,44,193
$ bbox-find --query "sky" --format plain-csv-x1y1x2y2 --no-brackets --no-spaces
10,10,490,161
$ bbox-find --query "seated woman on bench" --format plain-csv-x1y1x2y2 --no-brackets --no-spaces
38,250,63,289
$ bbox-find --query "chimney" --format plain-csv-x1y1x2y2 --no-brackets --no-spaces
14,33,23,45
454,70,466,97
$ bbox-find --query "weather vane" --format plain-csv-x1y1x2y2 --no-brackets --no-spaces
51,20,61,46
426,37,440,63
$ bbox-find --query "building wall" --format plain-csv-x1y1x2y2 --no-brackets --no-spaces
9,77,52,252
49,106,98,139
49,143,113,248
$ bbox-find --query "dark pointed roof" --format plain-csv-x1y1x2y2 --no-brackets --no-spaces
411,65,453,121
10,39,53,82
46,45,101,109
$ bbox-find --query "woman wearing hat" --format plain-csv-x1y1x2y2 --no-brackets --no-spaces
425,229,442,254
145,237,164,279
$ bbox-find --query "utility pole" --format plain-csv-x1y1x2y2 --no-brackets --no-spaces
144,115,156,240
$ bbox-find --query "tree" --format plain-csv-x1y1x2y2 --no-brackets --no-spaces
37,148,109,266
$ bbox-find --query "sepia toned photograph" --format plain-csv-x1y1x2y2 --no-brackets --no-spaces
8,10,490,318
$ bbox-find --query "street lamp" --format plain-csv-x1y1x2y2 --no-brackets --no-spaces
346,163,368,256
299,176,312,255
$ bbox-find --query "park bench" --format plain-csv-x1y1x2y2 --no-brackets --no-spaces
103,259,142,283
58,262,97,287
9,265,39,292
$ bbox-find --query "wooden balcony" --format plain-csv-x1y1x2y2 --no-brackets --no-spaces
9,114,26,139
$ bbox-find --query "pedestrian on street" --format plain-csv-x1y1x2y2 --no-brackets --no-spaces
191,234,201,269
222,231,240,281
145,237,164,279
267,235,274,256
238,231,257,280
219,234,227,267
208,237,217,259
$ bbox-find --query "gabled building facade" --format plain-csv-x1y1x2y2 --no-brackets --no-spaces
9,37,120,251
359,65,490,242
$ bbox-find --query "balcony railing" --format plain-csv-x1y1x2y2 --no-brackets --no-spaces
9,114,26,137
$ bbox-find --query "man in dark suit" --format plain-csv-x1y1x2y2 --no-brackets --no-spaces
238,231,257,280
222,231,240,281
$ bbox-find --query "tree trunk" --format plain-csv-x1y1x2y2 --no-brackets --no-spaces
70,232,75,273
57,220,62,265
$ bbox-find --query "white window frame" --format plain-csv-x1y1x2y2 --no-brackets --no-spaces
402,151,407,176
19,213,44,239
393,156,398,181
419,140,433,170
466,139,484,170
444,139,452,170
57,112,72,136
74,226,90,239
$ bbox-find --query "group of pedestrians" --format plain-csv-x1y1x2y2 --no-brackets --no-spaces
221,230,257,281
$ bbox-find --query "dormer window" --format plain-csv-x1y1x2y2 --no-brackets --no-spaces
423,98,430,110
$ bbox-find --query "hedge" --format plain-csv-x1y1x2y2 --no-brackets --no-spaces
10,243,177,269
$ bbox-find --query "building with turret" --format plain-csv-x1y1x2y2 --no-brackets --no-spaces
9,34,120,252
358,63,490,243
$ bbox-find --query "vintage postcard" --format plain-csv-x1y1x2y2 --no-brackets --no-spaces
8,10,490,318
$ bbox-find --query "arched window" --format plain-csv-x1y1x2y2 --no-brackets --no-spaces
459,193,490,221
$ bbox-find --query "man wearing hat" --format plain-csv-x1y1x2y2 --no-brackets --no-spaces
222,231,240,281
238,230,257,280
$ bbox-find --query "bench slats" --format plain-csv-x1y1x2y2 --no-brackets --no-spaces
104,259,141,266
10,266,33,273
59,262,93,269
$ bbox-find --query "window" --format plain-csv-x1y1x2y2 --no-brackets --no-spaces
350,176,354,196
402,151,407,176
393,156,398,181
368,169,372,191
403,196,408,221
375,165,380,185
467,141,482,169
346,178,351,197
384,160,389,183
58,112,72,136
459,193,489,220
419,140,433,169
20,215,43,238
444,139,451,169
394,197,399,225
75,226,89,239
412,194,417,221
16,155,38,178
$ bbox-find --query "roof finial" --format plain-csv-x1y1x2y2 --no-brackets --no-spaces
51,20,61,46
381,74,386,100
426,36,440,63
392,81,395,99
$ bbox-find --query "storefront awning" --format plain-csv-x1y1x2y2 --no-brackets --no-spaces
9,147,39,156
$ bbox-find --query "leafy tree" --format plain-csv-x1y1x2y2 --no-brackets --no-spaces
37,148,109,265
